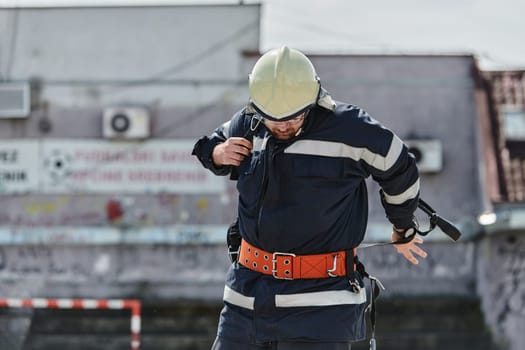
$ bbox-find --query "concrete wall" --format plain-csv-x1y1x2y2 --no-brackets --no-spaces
0,0,256,310
0,4,258,233
477,231,525,350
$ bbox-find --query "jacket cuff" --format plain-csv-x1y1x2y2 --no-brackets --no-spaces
192,136,231,176
391,216,416,231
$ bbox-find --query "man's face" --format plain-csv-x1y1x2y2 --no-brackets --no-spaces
263,112,306,140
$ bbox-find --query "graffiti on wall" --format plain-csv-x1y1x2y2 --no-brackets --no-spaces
0,245,229,286
0,225,226,245
0,191,234,227
481,234,525,343
358,241,475,295
0,242,476,300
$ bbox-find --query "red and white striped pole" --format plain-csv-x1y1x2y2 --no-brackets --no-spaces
0,298,141,350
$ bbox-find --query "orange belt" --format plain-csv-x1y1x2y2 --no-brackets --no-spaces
238,239,355,280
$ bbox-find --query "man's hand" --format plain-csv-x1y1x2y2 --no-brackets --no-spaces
212,137,253,166
391,231,428,265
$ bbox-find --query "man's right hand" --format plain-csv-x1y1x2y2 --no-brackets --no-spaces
212,137,253,166
392,231,427,265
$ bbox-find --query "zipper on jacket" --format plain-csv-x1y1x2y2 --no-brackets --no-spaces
256,138,280,238
256,139,288,239
254,114,311,235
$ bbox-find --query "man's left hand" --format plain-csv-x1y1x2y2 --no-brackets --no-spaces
391,232,428,265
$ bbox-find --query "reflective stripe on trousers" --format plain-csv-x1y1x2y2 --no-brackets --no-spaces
223,285,366,310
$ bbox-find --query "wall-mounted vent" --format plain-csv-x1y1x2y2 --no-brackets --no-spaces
103,107,150,140
0,83,30,118
405,139,443,173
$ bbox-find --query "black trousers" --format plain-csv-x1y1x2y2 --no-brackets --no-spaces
211,336,352,350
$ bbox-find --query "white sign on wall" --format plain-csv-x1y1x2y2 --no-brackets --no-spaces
0,140,40,193
0,139,225,194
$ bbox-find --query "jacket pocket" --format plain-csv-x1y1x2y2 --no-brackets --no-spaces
236,152,264,208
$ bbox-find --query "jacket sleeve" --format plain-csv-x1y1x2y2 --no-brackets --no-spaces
357,110,420,229
375,140,420,230
191,110,248,176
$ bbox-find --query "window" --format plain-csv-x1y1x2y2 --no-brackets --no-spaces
503,107,525,141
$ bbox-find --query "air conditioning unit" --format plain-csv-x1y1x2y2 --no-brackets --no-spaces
0,83,30,118
404,139,443,173
103,107,150,139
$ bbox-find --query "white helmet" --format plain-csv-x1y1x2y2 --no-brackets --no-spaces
248,46,321,121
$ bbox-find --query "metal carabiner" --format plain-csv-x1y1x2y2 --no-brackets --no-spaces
250,115,263,132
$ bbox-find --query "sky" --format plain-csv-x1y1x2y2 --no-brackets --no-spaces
0,0,524,70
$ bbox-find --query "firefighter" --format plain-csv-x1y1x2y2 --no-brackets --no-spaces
192,46,427,350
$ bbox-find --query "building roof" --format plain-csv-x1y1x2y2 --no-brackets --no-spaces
482,70,525,203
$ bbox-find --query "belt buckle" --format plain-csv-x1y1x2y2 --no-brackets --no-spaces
272,252,296,280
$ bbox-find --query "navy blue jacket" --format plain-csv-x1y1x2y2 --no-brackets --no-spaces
192,102,419,343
